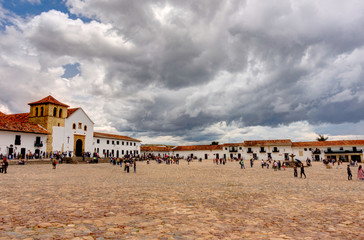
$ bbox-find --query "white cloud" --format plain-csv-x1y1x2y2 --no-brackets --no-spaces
1,1,364,145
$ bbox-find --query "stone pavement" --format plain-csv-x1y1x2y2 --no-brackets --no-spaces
0,161,364,239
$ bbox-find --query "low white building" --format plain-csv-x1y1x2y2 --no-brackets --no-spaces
292,140,364,162
172,145,224,160
222,143,245,159
93,132,141,158
0,113,48,158
242,140,292,161
141,145,173,158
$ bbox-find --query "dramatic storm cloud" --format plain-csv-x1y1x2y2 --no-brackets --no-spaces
1,0,364,144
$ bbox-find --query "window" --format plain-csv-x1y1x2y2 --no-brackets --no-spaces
327,147,332,152
260,147,265,152
35,107,39,116
117,141,119,145
122,150,124,155
78,123,82,129
15,135,21,145
122,141,124,145
53,107,57,117
239,147,242,150
112,141,115,145
247,148,252,153
97,139,100,144
84,125,87,131
72,123,76,129
273,147,279,152
304,148,307,151
353,147,357,152
340,147,343,150
58,123,60,126
107,140,109,144
127,142,129,146
59,108,62,118
225,147,228,150
134,143,136,146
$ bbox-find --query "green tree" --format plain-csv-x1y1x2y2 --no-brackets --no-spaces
316,134,328,141
211,141,219,145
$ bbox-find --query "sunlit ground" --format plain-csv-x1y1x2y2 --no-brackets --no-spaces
0,161,363,239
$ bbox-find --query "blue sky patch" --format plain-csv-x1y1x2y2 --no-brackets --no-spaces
0,0,92,23
62,62,81,79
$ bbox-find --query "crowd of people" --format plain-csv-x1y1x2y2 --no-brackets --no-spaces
2,151,364,181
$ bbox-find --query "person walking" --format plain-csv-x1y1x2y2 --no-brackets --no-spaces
261,159,264,168
347,165,352,180
52,159,57,169
1,157,8,174
126,161,130,173
240,159,245,169
357,165,363,180
300,163,306,179
133,159,136,173
293,165,298,177
250,158,254,168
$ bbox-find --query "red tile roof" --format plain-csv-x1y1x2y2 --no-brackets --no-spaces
223,143,244,147
0,113,48,134
0,112,6,117
28,95,69,107
244,139,292,146
67,108,79,117
94,132,141,142
141,146,172,152
173,145,223,151
292,140,364,147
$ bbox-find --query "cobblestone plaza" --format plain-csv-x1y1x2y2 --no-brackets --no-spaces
1,161,364,239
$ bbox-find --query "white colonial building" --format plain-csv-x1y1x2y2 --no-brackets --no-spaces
93,132,141,158
140,145,173,158
0,96,141,158
172,145,224,160
0,116,48,159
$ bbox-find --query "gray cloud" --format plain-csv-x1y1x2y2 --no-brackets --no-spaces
1,0,364,143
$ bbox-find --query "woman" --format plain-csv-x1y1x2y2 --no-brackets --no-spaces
357,165,364,180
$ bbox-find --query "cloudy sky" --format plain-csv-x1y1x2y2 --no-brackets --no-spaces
1,0,364,145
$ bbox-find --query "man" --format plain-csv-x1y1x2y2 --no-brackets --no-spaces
300,164,306,179
347,165,352,180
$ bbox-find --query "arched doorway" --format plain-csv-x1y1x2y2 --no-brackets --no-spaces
76,139,83,157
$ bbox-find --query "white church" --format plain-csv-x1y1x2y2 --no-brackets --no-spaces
0,96,141,159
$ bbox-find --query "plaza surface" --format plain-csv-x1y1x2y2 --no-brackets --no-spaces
0,161,364,240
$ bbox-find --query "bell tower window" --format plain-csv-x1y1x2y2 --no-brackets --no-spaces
35,107,39,116
59,108,62,118
53,107,57,117
40,107,44,116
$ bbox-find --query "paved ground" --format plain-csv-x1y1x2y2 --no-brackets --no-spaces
0,161,364,239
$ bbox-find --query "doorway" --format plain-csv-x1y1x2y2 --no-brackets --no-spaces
75,139,83,157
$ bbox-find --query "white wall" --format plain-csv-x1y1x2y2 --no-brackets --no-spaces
0,130,47,157
93,137,141,158
242,146,292,161
173,149,224,160
64,108,94,155
141,151,171,157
